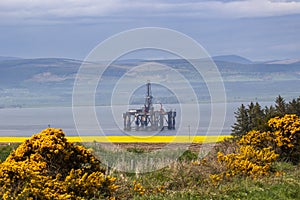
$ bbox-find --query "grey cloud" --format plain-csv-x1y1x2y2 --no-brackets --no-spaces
1,0,300,25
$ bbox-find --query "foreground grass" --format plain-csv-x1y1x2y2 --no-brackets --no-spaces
114,158,300,200
133,171,300,200
91,140,299,200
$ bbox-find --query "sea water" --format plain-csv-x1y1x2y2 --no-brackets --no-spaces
0,102,273,137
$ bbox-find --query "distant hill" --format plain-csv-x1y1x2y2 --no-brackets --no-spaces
0,56,21,61
265,59,300,65
0,58,81,87
212,55,253,64
0,55,300,107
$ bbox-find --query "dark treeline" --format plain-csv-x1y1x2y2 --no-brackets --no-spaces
231,95,300,137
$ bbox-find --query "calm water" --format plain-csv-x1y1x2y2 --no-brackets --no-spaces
0,102,272,137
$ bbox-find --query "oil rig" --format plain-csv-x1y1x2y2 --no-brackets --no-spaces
123,82,176,131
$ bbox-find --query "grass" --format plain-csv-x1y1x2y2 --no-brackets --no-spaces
0,143,19,162
112,158,300,200
93,139,299,200
151,175,300,200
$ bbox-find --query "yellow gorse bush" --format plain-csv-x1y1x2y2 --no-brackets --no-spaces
268,114,300,162
215,114,300,182
238,130,274,149
0,128,117,200
217,146,278,178
239,114,300,163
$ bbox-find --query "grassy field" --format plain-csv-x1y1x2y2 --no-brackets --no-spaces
106,140,300,200
1,140,299,199
122,162,300,200
0,135,231,143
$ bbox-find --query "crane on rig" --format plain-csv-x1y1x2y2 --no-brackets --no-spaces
123,81,176,131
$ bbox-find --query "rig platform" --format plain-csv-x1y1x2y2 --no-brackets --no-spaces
123,82,176,131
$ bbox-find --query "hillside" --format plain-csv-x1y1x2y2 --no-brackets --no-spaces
0,55,300,108
212,55,253,64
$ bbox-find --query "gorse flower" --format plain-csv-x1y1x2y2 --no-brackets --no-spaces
132,180,146,196
0,128,118,200
217,146,278,178
239,114,300,163
268,115,300,163
209,174,223,186
215,114,300,180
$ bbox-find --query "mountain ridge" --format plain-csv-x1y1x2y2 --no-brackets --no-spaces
212,55,253,64
0,56,22,61
0,54,299,108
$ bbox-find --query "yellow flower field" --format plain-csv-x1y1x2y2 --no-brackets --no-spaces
0,135,231,143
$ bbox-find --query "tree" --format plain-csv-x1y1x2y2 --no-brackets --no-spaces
264,105,277,119
232,102,266,137
231,104,250,137
248,102,264,131
286,98,300,116
275,95,286,116
262,105,277,131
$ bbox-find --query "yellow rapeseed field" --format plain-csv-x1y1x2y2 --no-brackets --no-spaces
0,135,230,143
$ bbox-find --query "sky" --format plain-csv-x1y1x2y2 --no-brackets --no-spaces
0,0,300,61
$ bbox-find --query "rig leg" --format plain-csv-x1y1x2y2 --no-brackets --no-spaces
172,111,176,129
167,111,172,130
159,113,164,129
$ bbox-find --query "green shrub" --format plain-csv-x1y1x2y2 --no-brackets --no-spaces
0,144,19,162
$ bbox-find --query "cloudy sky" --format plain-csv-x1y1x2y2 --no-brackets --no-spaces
0,0,300,61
